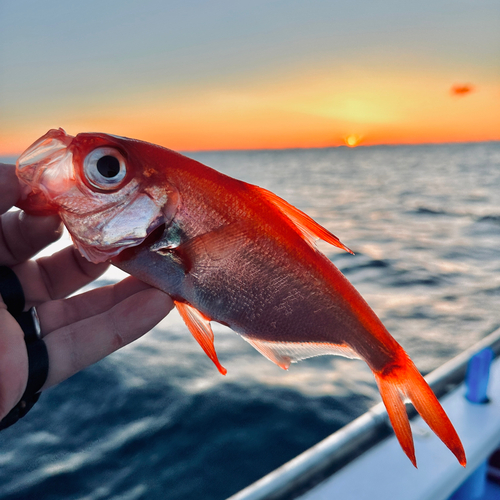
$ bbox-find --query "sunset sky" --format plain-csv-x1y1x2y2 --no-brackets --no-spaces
1,0,499,155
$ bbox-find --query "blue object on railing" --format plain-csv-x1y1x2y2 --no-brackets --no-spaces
449,461,488,500
465,347,494,404
450,348,494,500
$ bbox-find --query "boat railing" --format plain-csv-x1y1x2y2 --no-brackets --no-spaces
227,325,500,500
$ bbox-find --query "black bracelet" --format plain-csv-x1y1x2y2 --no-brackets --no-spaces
0,266,25,315
0,267,49,430
0,393,42,430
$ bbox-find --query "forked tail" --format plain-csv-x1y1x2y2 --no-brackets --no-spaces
373,353,466,468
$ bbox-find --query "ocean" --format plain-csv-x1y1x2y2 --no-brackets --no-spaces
0,142,499,499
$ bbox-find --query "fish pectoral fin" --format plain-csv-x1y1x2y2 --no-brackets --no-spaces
242,337,359,370
174,222,249,272
174,300,227,375
255,186,354,254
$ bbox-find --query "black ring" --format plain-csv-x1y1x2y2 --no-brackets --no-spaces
16,308,42,343
20,306,48,395
0,266,25,315
24,337,49,395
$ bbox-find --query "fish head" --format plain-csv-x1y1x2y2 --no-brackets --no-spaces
16,128,179,263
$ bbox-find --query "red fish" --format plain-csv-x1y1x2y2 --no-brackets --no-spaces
16,129,466,467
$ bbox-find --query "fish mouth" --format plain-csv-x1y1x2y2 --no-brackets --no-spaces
16,128,75,214
16,128,171,265
18,128,73,164
78,219,167,264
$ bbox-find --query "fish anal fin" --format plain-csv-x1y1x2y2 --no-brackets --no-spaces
242,337,360,371
374,353,466,468
174,300,227,375
255,186,354,255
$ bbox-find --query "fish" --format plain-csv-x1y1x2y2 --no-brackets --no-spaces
15,128,466,468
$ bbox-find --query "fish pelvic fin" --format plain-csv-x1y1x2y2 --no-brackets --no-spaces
255,186,354,255
374,353,466,468
174,300,227,376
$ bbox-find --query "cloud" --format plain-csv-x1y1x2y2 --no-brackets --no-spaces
450,84,475,96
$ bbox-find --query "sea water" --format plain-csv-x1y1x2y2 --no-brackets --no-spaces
0,142,499,499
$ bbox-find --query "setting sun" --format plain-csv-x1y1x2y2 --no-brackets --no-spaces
0,2,498,156
344,135,363,147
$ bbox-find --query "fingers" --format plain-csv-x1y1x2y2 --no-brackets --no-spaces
0,211,63,266
42,287,174,389
37,276,154,334
0,162,171,406
12,246,109,305
0,164,21,215
0,162,64,266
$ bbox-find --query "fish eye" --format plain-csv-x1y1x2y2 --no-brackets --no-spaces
83,147,127,190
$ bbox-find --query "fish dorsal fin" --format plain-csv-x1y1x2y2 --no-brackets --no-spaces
174,300,227,375
242,337,359,370
255,186,354,254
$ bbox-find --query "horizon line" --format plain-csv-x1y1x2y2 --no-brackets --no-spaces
1,138,499,161
182,138,500,155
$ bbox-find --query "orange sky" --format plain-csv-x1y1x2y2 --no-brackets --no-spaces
1,2,499,156
2,70,498,156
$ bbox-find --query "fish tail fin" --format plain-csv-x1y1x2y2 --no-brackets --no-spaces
374,353,466,468
374,367,417,467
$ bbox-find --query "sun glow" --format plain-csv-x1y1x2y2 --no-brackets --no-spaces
1,69,499,156
344,134,362,147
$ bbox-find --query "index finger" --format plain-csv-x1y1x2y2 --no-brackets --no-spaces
42,287,173,389
0,163,64,266
0,163,20,215
0,211,63,266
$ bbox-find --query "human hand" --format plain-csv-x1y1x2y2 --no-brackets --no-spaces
0,163,174,421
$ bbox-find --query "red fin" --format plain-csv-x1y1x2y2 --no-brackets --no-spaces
174,300,227,375
375,368,417,467
404,361,467,467
374,354,466,468
256,186,354,254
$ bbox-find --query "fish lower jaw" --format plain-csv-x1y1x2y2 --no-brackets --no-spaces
73,238,146,263
68,208,168,263
73,221,167,263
